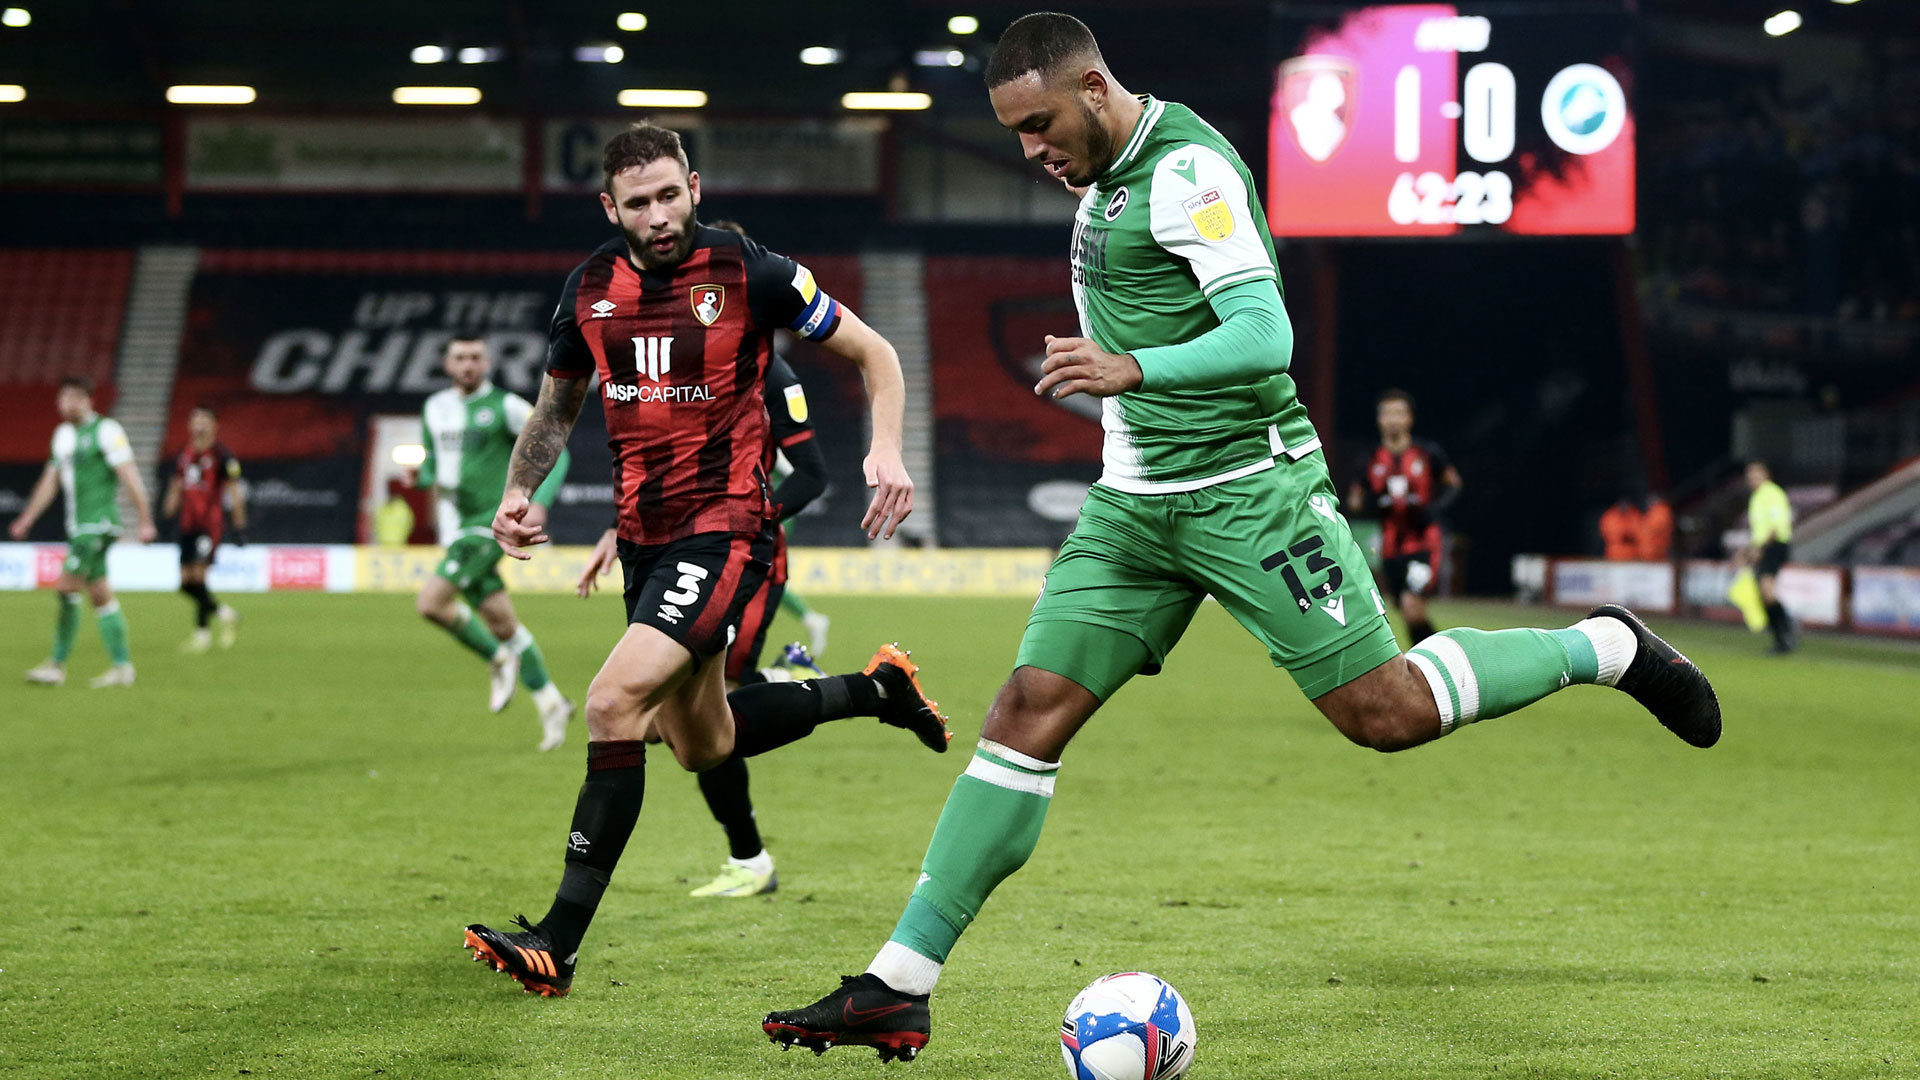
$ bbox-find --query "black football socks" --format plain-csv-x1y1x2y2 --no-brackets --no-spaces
697,756,764,861
726,674,884,758
538,740,647,957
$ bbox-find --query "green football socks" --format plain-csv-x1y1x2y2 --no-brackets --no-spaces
96,600,132,666
446,603,501,661
505,626,552,691
868,741,1059,995
1406,617,1635,732
52,592,80,663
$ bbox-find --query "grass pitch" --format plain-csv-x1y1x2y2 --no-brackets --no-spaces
2,591,1915,1079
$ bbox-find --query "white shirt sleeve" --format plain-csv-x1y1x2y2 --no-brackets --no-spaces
96,418,134,468
503,392,534,435
1147,143,1276,296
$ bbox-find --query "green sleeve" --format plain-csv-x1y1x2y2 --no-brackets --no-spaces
1129,277,1293,393
531,447,570,509
417,408,437,488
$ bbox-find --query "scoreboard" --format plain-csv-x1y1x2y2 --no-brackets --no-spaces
1268,4,1634,237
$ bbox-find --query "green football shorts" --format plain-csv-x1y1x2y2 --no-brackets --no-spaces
1018,453,1401,702
63,532,115,582
438,533,508,606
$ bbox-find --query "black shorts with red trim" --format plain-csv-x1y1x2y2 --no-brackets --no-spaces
1382,550,1438,599
620,528,775,661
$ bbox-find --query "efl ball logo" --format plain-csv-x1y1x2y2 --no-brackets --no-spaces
1541,63,1626,156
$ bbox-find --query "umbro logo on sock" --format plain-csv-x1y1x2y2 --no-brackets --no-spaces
568,831,590,853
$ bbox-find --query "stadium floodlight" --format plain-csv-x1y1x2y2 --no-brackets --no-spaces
0,84,23,102
913,49,966,67
392,86,481,105
391,445,427,467
457,47,501,64
411,44,446,64
617,11,648,31
1763,9,1803,34
1830,0,1861,4
166,85,256,105
618,89,707,109
800,46,843,66
948,15,979,35
842,91,933,111
1,8,28,27
574,44,624,63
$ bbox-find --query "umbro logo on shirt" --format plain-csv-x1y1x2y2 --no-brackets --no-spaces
590,299,617,318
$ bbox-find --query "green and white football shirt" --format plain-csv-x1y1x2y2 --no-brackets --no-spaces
49,414,132,538
420,381,536,542
1070,95,1319,493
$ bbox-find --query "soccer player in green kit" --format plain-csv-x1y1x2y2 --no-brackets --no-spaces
763,13,1723,1061
415,336,575,750
11,376,157,688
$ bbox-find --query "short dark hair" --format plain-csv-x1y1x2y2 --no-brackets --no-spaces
708,219,748,238
985,12,1105,89
1377,388,1415,411
602,123,690,191
58,375,93,396
445,334,486,349
1746,459,1771,474
190,404,216,418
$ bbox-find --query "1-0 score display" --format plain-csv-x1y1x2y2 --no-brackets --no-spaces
1268,4,1635,237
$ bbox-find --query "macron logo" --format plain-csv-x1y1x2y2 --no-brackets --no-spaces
590,299,617,318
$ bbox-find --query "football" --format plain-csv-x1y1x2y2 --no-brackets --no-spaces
1060,972,1197,1080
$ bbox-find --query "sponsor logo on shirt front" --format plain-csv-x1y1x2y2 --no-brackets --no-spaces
605,382,713,404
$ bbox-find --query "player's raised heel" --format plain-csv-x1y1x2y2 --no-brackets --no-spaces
1590,604,1721,748
763,973,932,1062
864,643,952,753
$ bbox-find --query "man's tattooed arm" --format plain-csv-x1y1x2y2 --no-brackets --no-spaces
507,374,589,496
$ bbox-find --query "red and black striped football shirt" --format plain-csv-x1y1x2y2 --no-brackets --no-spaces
1360,438,1453,558
549,228,842,546
174,443,240,540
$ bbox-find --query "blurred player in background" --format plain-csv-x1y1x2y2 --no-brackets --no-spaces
1741,460,1796,653
162,406,245,653
764,14,1720,1061
1347,389,1461,644
11,376,157,687
464,123,945,997
414,336,575,749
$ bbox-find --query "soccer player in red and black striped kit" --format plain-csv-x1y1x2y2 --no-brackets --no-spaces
462,123,949,997
1348,389,1462,645
162,406,246,652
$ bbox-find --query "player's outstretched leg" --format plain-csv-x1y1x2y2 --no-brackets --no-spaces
690,756,777,897
765,666,1089,1060
1353,608,1718,749
727,642,951,757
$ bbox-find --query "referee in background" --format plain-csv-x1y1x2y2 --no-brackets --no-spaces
1741,460,1796,654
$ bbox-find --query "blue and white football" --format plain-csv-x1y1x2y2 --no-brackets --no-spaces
1060,972,1196,1080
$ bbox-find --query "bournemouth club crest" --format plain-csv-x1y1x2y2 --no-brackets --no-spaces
1278,55,1357,164
691,284,725,327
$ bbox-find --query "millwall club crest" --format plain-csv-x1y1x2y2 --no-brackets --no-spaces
1278,55,1357,164
691,285,725,327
